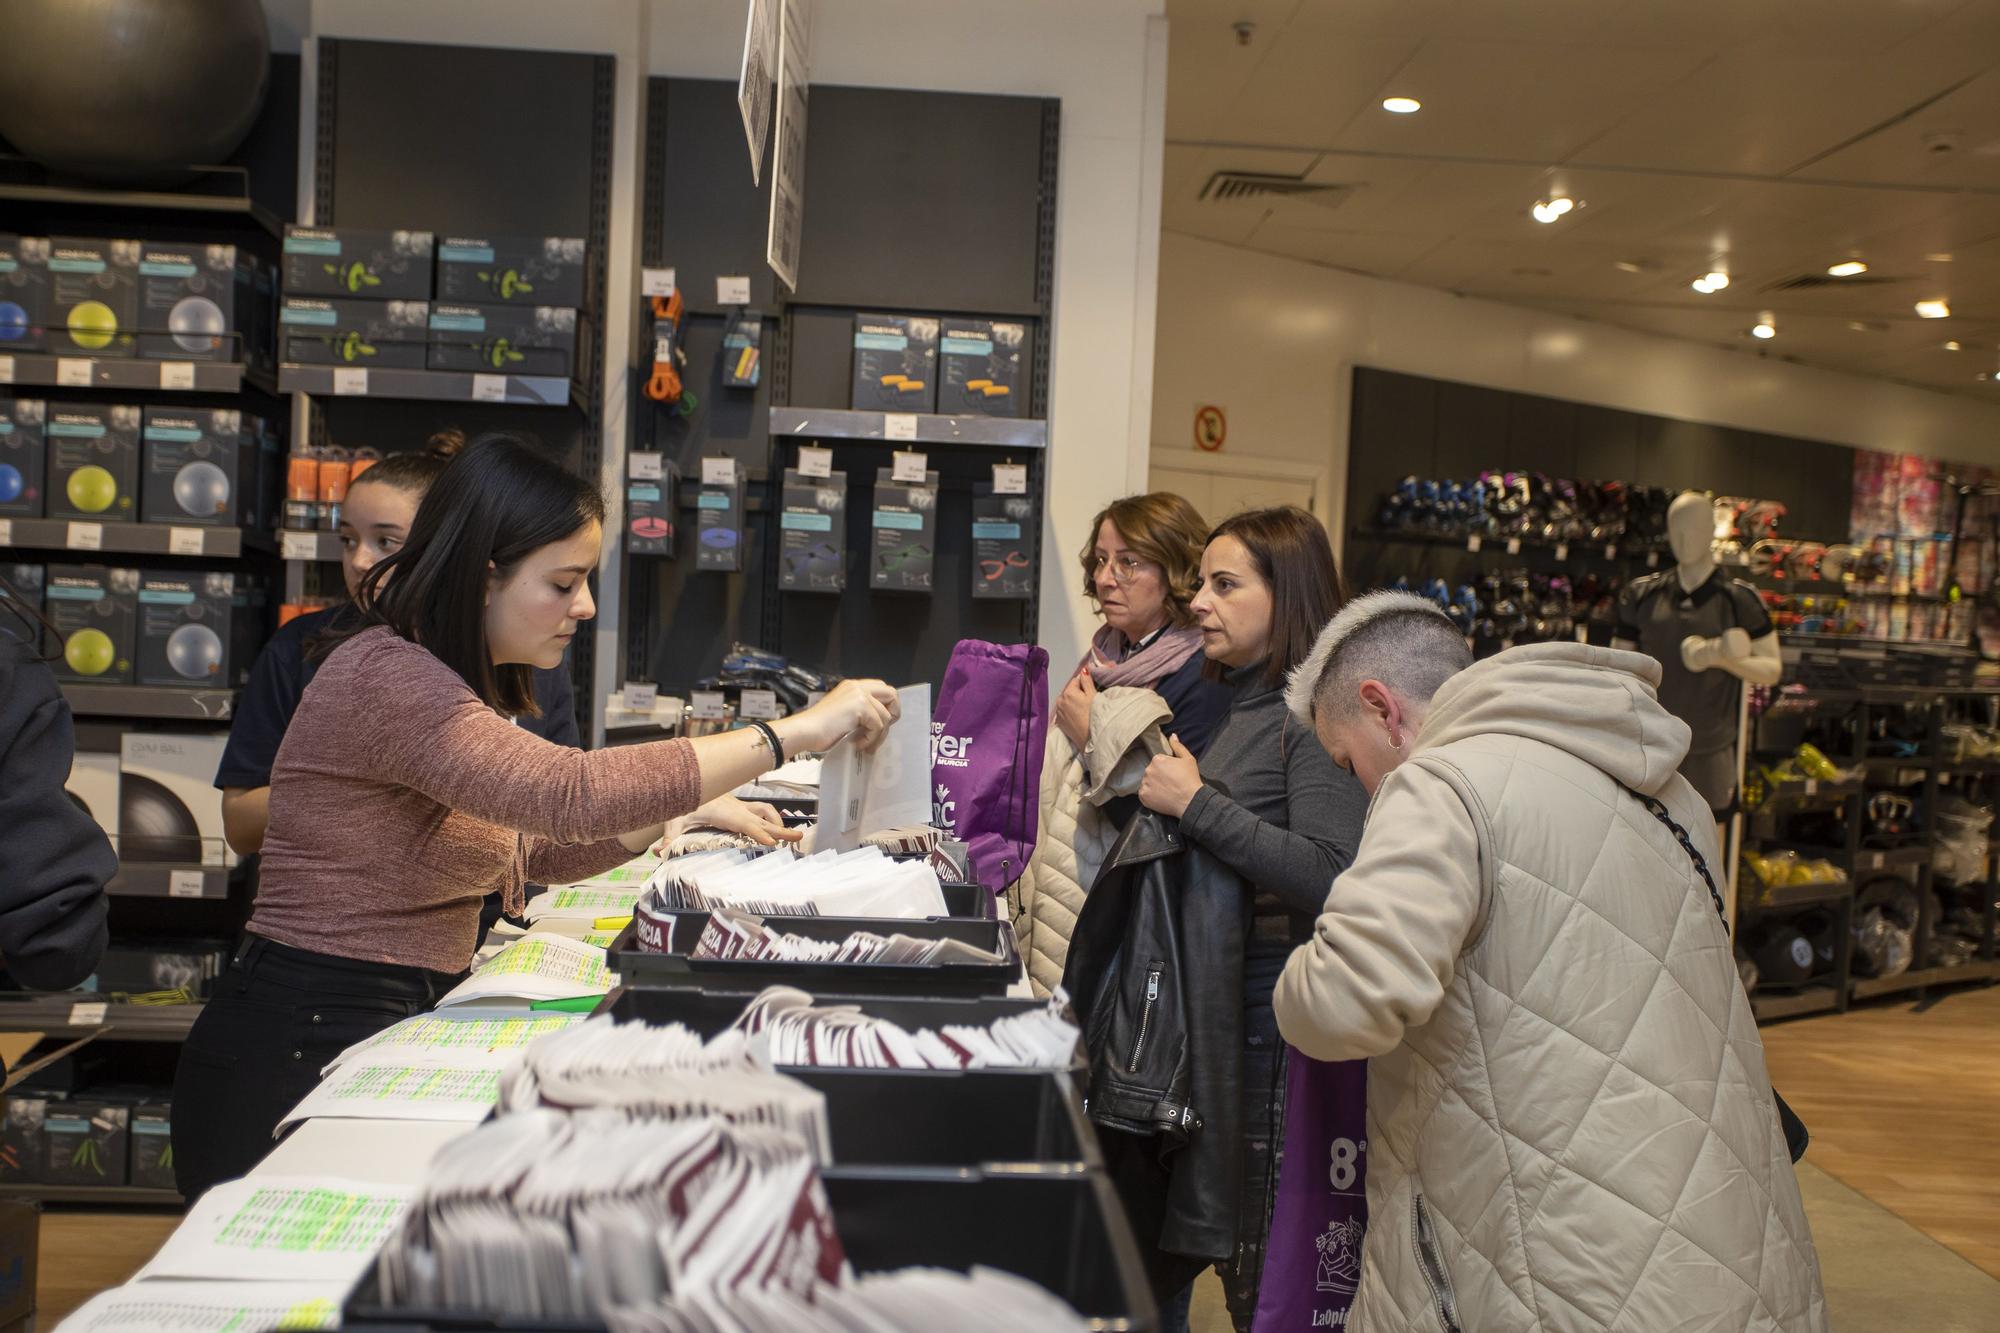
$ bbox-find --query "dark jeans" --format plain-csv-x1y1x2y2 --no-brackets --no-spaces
170,934,462,1202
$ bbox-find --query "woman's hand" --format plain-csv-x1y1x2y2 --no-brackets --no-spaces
1054,667,1096,751
652,795,801,854
1138,735,1203,819
789,678,901,754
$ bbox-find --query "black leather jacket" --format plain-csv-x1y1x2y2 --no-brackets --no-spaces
1062,807,1247,1267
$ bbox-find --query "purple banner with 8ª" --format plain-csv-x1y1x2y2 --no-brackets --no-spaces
1254,1052,1369,1331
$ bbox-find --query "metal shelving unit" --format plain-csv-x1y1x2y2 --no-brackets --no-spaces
768,406,1047,449
60,683,235,722
0,517,270,559
105,864,231,901
0,351,272,396
0,998,202,1043
278,363,573,406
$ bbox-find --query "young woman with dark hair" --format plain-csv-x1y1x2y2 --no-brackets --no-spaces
172,434,899,1200
1136,506,1369,1331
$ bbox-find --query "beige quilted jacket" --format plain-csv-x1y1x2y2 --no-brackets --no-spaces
1276,644,1827,1333
1013,686,1171,997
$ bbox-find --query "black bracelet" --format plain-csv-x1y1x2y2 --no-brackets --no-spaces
747,720,784,771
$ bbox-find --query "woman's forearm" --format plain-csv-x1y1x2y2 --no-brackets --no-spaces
220,787,270,858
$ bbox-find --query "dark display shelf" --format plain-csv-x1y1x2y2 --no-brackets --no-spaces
0,156,282,239
0,517,269,559
60,683,234,722
279,364,572,406
1739,877,1853,913
0,997,202,1042
770,406,1047,449
0,351,269,395
1750,987,1841,1022
1849,959,2000,1002
278,530,345,563
106,864,231,901
0,1183,183,1207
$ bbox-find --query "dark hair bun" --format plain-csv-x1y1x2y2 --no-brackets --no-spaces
427,427,467,461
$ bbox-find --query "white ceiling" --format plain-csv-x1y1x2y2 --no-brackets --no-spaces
1162,0,2000,398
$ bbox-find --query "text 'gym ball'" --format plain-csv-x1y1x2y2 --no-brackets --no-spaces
166,622,223,680
173,461,231,517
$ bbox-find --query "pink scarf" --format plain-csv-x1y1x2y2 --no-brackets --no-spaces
1076,622,1204,689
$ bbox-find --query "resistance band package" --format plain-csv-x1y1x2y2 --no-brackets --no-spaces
0,397,47,518
851,314,938,413
137,242,267,366
872,467,938,593
435,234,587,307
698,473,746,572
47,236,139,358
724,309,764,388
626,455,678,556
45,401,140,521
45,563,138,685
971,484,1036,601
281,226,434,299
779,467,847,594
939,318,1024,418
426,303,577,377
0,234,50,353
280,296,430,368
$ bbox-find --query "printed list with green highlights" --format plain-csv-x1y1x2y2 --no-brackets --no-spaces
280,1060,505,1129
325,1011,582,1073
436,932,615,1007
137,1176,418,1285
66,1281,345,1332
215,1183,404,1254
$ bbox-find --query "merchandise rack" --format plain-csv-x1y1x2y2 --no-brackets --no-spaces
0,518,272,560
59,684,236,722
0,997,203,1042
105,864,231,901
0,1183,182,1207
0,352,275,396
276,364,573,406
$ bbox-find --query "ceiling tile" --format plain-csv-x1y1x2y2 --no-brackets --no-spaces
1808,69,2000,189
1237,220,1449,275
1194,28,1423,146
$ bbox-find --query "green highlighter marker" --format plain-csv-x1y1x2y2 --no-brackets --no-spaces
529,994,607,1013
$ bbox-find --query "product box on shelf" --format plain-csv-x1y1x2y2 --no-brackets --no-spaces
280,297,430,369
140,407,265,527
851,314,938,413
4,563,44,606
0,1092,52,1184
0,233,50,353
46,236,139,358
137,242,265,365
872,467,938,593
119,732,234,867
127,1102,173,1189
87,940,228,996
938,318,1025,418
44,564,137,685
41,1101,129,1188
697,476,744,573
281,226,434,300
435,235,587,307
426,303,577,378
136,569,259,690
779,467,848,594
44,402,141,522
65,750,120,852
625,457,678,557
971,485,1035,601
0,397,46,518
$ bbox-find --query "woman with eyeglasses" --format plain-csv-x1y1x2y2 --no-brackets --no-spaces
1013,493,1233,997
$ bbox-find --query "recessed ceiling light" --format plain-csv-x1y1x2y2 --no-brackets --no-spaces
1916,299,1951,319
1944,340,1964,351
1382,97,1421,114
1751,318,1776,340
1531,197,1575,224
1828,260,1869,277
1927,253,1955,263
1704,270,1730,290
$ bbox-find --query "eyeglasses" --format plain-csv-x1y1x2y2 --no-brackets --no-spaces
1089,553,1155,586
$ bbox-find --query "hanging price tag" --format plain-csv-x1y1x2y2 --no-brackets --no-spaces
67,522,103,551
56,357,93,387
994,463,1028,495
332,367,368,395
281,530,321,561
629,451,664,481
68,1001,108,1026
159,361,196,390
892,450,929,483
701,457,737,486
168,526,206,556
641,267,677,297
716,275,751,305
1466,535,1483,553
472,373,507,402
798,446,833,479
1554,543,1569,561
620,681,659,713
740,688,781,720
1506,537,1522,555
691,690,728,720
169,870,208,899
0,355,14,384
884,413,919,442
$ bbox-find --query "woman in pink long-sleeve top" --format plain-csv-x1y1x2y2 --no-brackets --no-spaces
171,434,899,1200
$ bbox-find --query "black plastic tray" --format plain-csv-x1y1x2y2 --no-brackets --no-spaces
606,914,1020,998
343,1169,1154,1331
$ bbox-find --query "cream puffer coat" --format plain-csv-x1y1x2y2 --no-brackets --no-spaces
1275,644,1827,1333
1013,686,1171,997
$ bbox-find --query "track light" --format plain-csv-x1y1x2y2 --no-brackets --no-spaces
1827,260,1869,277
1916,299,1951,319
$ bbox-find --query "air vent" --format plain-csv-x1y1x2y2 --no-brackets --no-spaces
1763,273,1904,291
1199,170,1354,211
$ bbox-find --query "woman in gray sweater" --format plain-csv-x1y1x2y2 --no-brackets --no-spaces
1138,506,1367,1331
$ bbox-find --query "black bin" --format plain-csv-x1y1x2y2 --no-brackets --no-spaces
606,914,1020,997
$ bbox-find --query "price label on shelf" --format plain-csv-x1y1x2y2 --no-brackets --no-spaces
1804,779,1818,796
0,355,14,384
0,519,11,548
892,450,929,483
281,531,321,561
1868,851,1886,870
1506,537,1522,555
994,463,1028,495
884,413,919,442
716,275,752,305
620,681,659,713
740,688,781,720
1466,535,1482,553
641,267,677,298
67,522,103,552
1646,551,1660,568
159,361,196,390
1554,543,1569,561
690,690,728,720
56,357,93,387
332,367,369,396
68,1001,108,1027
1605,543,1619,560
797,446,833,479
168,526,206,556
169,870,208,899
629,451,664,481
472,373,507,403
701,456,737,487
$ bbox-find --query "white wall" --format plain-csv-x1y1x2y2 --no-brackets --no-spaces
650,0,1169,682
1153,231,2000,551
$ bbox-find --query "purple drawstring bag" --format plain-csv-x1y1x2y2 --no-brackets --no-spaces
931,639,1049,895
1253,1052,1370,1331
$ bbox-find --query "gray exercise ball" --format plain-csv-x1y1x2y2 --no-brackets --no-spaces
166,621,223,679
172,459,231,517
0,0,271,186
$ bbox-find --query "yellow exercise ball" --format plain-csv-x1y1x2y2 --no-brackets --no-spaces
65,627,116,676
67,300,118,350
66,464,118,513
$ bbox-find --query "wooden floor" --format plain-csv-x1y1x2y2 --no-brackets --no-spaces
1760,980,2000,1278
35,1209,180,1325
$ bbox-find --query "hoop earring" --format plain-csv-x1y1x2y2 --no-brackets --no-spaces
1389,730,1405,753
